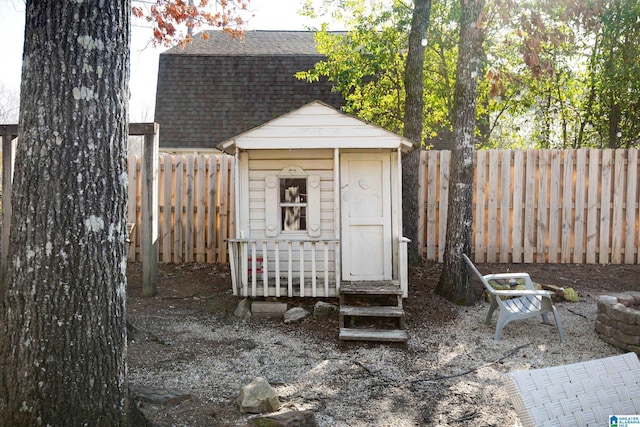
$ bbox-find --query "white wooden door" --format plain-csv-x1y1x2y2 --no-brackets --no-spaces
341,153,392,281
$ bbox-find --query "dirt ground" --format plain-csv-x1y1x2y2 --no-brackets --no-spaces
126,260,640,426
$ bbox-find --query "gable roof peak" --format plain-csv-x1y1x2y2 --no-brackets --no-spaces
218,101,414,153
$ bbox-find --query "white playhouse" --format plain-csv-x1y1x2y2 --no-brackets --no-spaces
219,102,412,341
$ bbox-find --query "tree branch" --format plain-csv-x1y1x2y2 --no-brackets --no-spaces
409,343,532,383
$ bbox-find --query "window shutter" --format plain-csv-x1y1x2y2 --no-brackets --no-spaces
307,175,321,237
265,175,278,237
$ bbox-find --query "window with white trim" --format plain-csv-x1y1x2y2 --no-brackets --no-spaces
280,178,307,231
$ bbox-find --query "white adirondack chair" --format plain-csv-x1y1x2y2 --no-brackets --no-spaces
462,254,566,342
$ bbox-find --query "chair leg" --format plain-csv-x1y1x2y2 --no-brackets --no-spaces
541,312,551,325
541,306,566,343
552,307,566,343
494,315,509,340
486,298,498,325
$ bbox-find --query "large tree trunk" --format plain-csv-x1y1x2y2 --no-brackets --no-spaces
0,1,132,424
436,0,485,305
402,0,432,265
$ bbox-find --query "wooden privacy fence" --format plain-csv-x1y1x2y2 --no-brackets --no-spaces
419,148,640,264
2,123,161,294
127,153,235,264
128,148,640,265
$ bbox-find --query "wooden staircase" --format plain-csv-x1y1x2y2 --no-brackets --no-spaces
338,281,408,343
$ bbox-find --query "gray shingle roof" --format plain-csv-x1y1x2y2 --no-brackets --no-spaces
164,30,343,56
154,30,346,150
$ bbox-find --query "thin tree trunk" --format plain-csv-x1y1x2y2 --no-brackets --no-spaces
403,0,432,265
436,0,485,305
1,1,133,424
577,35,599,148
608,100,621,148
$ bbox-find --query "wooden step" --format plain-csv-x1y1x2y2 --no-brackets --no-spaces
339,328,408,342
340,281,402,296
338,281,407,343
340,305,405,317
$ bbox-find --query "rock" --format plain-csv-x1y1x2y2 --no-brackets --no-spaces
248,410,318,427
234,297,252,321
130,385,193,405
313,301,338,320
614,293,635,306
238,377,280,414
599,295,618,305
252,301,288,318
284,307,310,323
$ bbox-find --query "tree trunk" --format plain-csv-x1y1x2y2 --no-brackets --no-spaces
402,0,432,265
436,0,485,305
0,1,132,425
608,100,621,148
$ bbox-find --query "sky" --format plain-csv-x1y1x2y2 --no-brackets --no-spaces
0,0,340,122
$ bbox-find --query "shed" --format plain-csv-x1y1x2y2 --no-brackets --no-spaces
219,101,413,302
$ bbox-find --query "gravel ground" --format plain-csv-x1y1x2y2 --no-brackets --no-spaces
126,261,633,426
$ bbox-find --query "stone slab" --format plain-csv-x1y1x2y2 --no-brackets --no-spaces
252,301,288,318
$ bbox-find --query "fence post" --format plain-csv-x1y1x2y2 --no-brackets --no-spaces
1,125,18,293
141,123,159,297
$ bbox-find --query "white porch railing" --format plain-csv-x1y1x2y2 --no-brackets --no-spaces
227,239,341,298
399,237,409,298
228,237,409,298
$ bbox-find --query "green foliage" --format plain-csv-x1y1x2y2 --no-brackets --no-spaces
476,0,640,149
299,0,640,149
563,287,579,302
421,0,459,139
589,0,640,148
297,2,410,134
297,0,458,142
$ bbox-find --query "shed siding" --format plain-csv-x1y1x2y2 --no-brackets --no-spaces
245,149,336,279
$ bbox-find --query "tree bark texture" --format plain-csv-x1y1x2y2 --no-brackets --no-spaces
436,0,485,305
402,0,432,265
0,1,131,425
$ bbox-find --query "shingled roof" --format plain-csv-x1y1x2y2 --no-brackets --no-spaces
164,30,329,56
154,30,346,150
